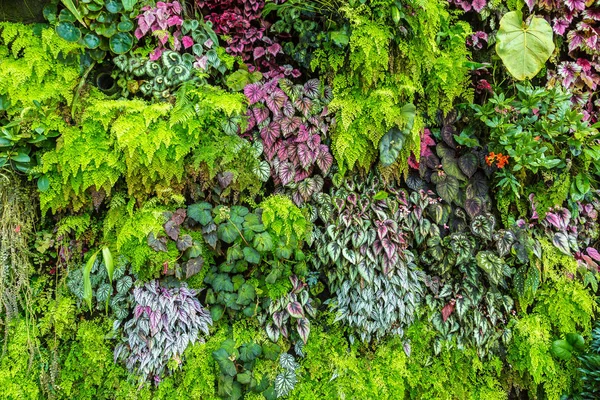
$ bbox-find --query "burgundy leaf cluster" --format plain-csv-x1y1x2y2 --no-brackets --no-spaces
196,0,299,78
243,78,335,205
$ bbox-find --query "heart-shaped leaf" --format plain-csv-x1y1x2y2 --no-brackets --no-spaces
495,11,555,80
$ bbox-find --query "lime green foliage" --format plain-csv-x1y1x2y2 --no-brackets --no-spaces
0,319,41,400
40,83,247,213
312,0,472,172
104,196,175,278
260,195,311,245
508,314,578,398
0,23,81,111
59,320,145,399
539,238,579,282
534,279,596,337
294,319,506,399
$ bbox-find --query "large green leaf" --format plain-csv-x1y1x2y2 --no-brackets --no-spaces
495,11,555,80
56,22,81,42
109,32,133,54
379,104,416,166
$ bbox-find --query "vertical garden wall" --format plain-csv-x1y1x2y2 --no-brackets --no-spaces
1,0,600,398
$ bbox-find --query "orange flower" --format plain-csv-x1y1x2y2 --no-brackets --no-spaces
485,152,509,168
496,153,509,169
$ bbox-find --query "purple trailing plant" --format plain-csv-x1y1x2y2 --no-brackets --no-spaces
113,280,212,384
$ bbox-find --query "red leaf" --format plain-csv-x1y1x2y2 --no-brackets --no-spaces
442,300,456,322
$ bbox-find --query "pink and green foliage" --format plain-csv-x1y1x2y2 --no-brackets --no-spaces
531,0,600,121
265,275,316,344
243,78,335,205
113,281,212,384
135,1,187,61
520,193,600,272
196,0,299,79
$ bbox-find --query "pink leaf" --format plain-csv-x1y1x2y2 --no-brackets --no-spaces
587,247,600,261
267,42,282,56
253,46,266,59
297,318,310,344
182,36,194,49
286,301,304,318
244,83,265,105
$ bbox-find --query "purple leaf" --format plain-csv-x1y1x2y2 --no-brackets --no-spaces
287,301,305,318
279,162,295,185
297,143,316,169
377,223,388,240
267,42,282,56
472,0,486,12
294,97,313,115
164,220,180,241
303,79,320,99
244,83,265,105
253,46,265,59
273,310,285,328
545,212,562,229
290,275,303,293
587,247,600,261
382,237,396,259
316,146,333,174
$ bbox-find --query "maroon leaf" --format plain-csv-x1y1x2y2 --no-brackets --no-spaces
382,237,396,259
297,143,316,169
164,220,180,241
316,146,333,174
253,106,270,125
297,318,310,344
442,300,456,322
307,134,321,150
282,100,295,117
287,301,305,318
